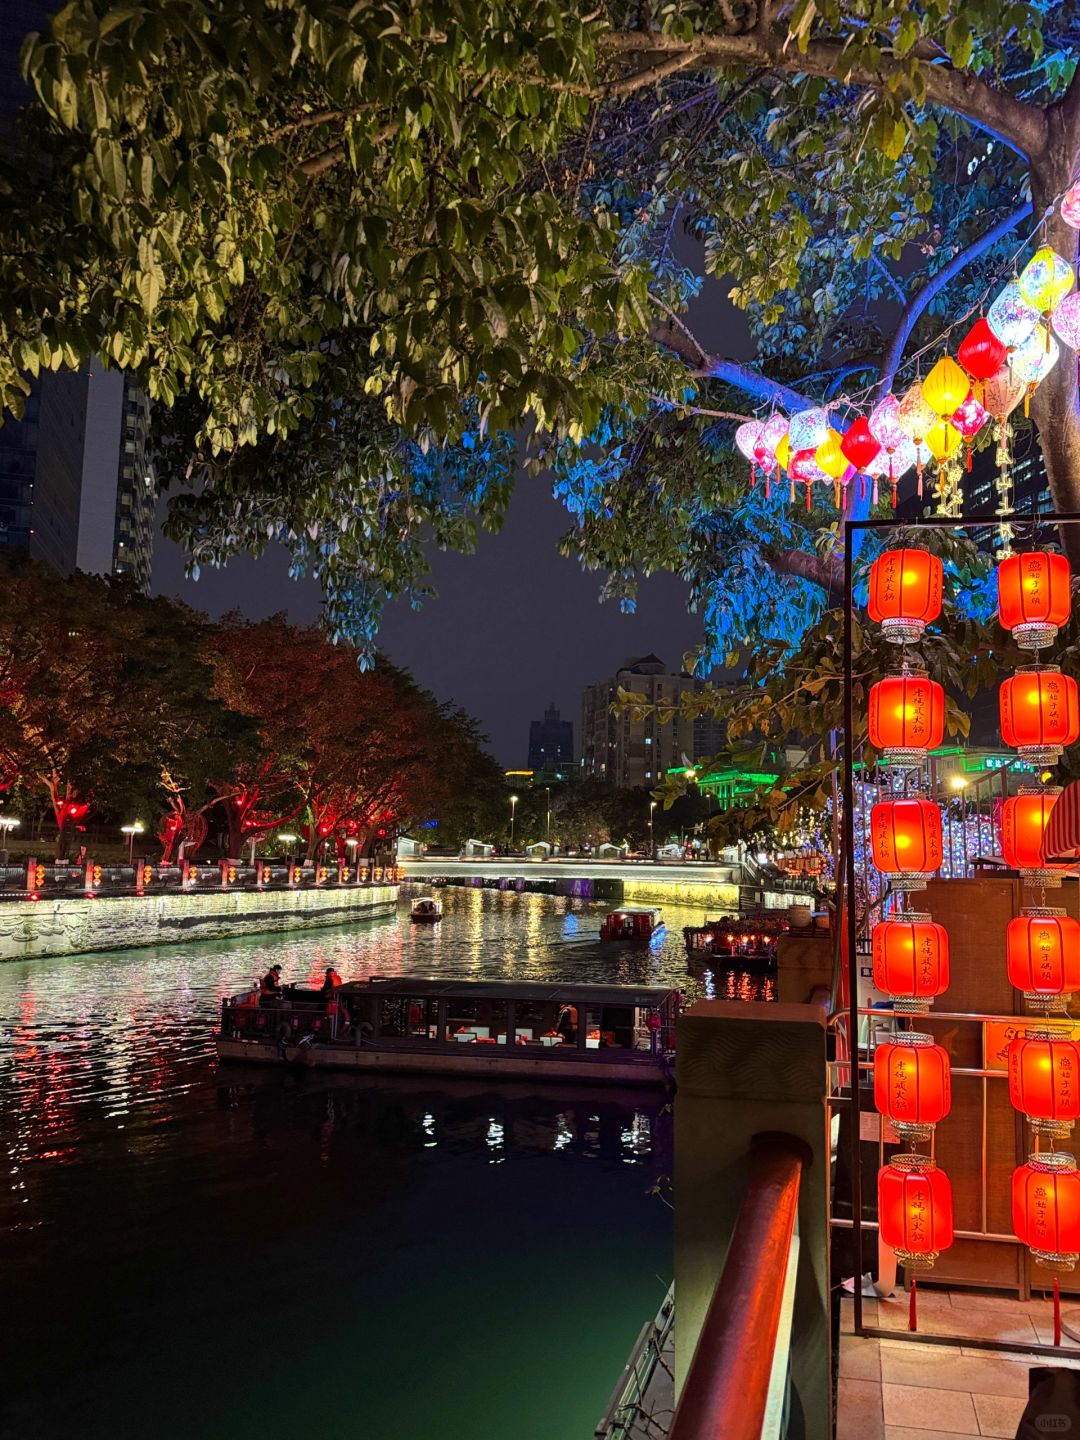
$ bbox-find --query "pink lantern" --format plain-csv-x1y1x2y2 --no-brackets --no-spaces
982,365,1026,421
761,413,789,457
789,447,828,511
988,282,1040,349
735,420,765,491
752,438,777,499
1053,293,1080,351
869,394,907,451
1062,185,1080,230
866,436,917,508
951,389,988,471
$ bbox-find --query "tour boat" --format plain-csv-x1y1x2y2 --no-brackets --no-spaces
599,907,665,942
683,914,783,963
410,896,442,923
216,978,679,1085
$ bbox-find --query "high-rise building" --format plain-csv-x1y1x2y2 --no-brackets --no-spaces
526,704,574,781
0,6,156,593
581,655,714,789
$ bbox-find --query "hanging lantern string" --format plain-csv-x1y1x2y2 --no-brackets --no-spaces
734,188,1075,428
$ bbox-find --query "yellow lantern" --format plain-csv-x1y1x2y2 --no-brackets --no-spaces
1018,246,1075,315
774,432,791,470
924,420,962,463
815,428,848,507
922,356,970,418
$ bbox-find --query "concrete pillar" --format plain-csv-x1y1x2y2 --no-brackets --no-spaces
675,1000,831,1440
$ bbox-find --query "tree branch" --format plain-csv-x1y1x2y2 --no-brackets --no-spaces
649,297,813,412
768,547,842,599
878,200,1032,392
597,30,1047,157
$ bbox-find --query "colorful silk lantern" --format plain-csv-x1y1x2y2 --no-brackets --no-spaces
874,1033,951,1144
1001,790,1068,886
897,382,937,495
787,406,829,454
752,438,777,498
872,914,950,1012
774,431,791,472
761,413,789,457
997,551,1072,651
982,364,1027,421
865,435,916,507
1010,324,1060,390
923,419,962,463
879,1155,954,1271
870,798,943,890
840,415,880,470
1007,911,1080,1012
922,356,970,417
987,282,1039,349
815,427,849,508
736,421,765,490
958,318,1007,395
868,673,945,766
1009,1032,1080,1138
1018,246,1075,316
867,548,944,644
1013,1152,1080,1272
1000,666,1080,765
1062,186,1080,229
951,390,987,472
789,447,827,511
1052,292,1080,352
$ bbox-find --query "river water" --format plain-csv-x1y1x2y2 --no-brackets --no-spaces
0,888,772,1439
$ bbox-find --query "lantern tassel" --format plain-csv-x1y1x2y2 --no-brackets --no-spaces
834,479,841,510
765,473,771,500
872,477,879,507
860,473,866,501
917,459,924,499
891,479,898,510
909,1275,918,1332
749,462,756,491
1025,385,1032,419
1055,1276,1062,1347
805,481,812,513
966,442,972,473
789,475,796,505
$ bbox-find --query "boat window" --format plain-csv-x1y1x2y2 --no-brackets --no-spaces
583,1005,635,1050
512,999,565,1046
376,997,437,1040
445,998,509,1045
379,997,409,1038
406,998,437,1040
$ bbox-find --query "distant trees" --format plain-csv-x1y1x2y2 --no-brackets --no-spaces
0,556,504,859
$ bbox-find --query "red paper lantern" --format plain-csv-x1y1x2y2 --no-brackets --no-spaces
997,552,1072,651
868,674,945,766
872,915,950,1012
868,549,944,644
870,799,943,889
840,415,881,471
1001,790,1068,885
958,317,1008,392
878,1156,954,1270
874,1033,951,1143
1000,666,1080,764
1009,1033,1080,1137
1013,1153,1080,1272
1007,911,1080,1011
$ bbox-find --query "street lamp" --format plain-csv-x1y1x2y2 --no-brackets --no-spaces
0,815,19,864
545,786,551,843
278,832,298,859
121,821,145,866
509,794,518,850
649,800,657,859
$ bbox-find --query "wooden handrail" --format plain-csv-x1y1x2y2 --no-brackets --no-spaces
669,1132,809,1440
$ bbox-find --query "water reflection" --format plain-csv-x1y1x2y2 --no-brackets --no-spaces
0,890,699,1440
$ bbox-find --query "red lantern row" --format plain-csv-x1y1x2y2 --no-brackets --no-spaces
1000,667,1080,766
872,915,949,1011
870,799,943,890
1007,911,1080,1012
878,1155,954,1270
869,549,943,645
1001,790,1068,886
998,552,1071,652
869,674,945,767
874,1033,951,1143
1009,1032,1080,1138
1013,1153,1080,1274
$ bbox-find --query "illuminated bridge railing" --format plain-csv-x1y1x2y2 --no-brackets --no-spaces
0,858,402,900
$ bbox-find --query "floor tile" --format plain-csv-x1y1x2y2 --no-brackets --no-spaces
971,1392,1026,1437
961,1343,1080,1369
881,1428,984,1440
882,1382,979,1433
840,1335,882,1381
876,1299,1040,1346
879,1348,1027,1398
884,1429,984,1440
838,1377,885,1440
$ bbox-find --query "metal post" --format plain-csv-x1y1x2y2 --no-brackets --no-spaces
842,517,863,1334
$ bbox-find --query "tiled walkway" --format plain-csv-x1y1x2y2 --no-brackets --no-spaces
839,1288,1080,1439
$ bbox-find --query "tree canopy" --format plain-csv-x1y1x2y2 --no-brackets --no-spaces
2,1,1080,662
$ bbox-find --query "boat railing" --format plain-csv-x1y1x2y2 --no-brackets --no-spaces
593,1283,675,1439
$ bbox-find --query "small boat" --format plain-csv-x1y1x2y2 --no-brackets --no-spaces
683,913,783,963
216,978,679,1085
600,907,665,942
410,896,442,923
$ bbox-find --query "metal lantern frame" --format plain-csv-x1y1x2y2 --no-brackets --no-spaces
841,510,1080,1362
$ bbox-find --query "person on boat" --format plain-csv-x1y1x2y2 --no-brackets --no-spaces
646,1012,663,1054
321,967,343,994
321,967,348,1031
260,964,284,1006
556,1003,578,1046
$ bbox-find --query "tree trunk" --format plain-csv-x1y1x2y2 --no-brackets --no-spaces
226,803,245,860
1029,122,1080,565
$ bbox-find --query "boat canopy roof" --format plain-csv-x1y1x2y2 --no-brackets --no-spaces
345,977,678,1006
608,907,662,917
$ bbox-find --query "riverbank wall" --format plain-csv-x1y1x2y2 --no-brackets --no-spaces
0,884,399,962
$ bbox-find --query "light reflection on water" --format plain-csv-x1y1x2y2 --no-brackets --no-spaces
0,888,769,1439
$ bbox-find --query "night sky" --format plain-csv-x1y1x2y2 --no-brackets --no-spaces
152,270,751,768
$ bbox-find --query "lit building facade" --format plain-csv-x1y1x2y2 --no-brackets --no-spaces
581,655,713,789
526,703,574,782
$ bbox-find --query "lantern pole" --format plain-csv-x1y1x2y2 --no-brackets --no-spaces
842,516,865,1334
